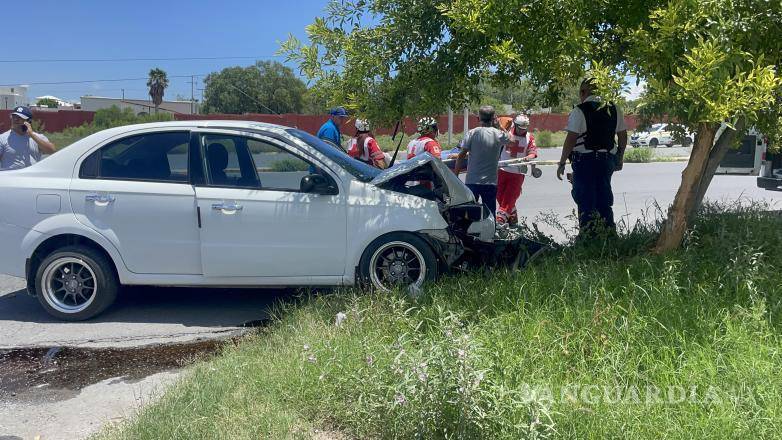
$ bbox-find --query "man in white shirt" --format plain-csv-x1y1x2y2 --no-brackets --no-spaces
556,79,628,236
0,106,56,170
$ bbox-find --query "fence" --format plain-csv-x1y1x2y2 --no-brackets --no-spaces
0,109,94,133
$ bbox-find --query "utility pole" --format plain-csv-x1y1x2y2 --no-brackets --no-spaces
190,75,195,114
121,89,125,100
447,107,454,146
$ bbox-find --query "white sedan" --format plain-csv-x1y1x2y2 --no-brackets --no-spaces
0,121,496,320
630,123,693,148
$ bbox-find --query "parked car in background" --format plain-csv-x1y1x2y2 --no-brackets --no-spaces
0,121,501,320
630,123,693,148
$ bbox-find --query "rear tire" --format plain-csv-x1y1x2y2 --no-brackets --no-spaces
649,138,659,148
359,233,438,293
35,245,118,321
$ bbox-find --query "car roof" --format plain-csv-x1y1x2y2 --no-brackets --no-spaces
27,120,297,174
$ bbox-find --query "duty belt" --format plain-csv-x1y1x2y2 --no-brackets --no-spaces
570,150,614,161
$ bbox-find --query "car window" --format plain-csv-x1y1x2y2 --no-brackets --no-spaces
287,128,380,183
247,138,320,192
201,134,260,188
81,131,189,182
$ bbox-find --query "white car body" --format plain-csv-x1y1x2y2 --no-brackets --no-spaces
0,121,493,319
630,123,693,148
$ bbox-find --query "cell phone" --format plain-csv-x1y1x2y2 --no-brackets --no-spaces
20,124,27,133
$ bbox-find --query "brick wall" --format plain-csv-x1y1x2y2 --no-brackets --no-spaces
0,110,639,135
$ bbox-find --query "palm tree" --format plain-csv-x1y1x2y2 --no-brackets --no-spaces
147,68,169,114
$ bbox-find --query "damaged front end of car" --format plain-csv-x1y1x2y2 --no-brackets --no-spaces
370,154,536,272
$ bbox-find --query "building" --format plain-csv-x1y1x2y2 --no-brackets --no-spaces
32,95,75,110
0,85,29,109
80,96,199,115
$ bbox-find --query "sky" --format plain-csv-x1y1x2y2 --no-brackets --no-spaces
5,1,644,105
4,0,328,103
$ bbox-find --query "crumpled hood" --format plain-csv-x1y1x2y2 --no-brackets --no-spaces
370,153,475,207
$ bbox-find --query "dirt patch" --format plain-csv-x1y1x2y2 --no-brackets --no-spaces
0,339,228,400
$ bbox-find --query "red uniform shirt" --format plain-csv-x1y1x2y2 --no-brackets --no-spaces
348,135,385,167
406,136,442,160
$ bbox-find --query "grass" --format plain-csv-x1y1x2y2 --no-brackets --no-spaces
99,203,782,440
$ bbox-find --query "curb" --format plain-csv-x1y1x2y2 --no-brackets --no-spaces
535,156,690,166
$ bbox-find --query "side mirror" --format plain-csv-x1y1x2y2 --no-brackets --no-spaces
300,174,337,195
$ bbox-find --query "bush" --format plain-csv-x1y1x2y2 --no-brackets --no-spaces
533,129,553,147
270,158,310,172
623,147,654,162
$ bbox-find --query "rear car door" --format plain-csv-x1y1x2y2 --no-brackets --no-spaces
70,130,202,275
193,130,348,278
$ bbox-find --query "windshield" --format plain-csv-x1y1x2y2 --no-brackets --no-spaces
650,123,666,132
287,128,381,183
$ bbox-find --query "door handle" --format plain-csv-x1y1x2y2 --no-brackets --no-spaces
85,194,115,206
212,202,243,214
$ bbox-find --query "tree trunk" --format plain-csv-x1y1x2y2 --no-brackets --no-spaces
689,118,746,222
653,123,719,253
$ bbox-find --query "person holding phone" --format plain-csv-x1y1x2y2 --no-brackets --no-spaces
0,106,56,170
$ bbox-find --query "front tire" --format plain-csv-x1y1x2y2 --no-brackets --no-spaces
649,138,659,148
35,245,118,321
359,233,438,293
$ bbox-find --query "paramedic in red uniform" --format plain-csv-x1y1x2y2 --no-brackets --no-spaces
348,119,387,169
406,117,443,160
496,114,538,225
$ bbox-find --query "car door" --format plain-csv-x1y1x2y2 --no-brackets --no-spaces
70,130,203,275
194,130,348,278
659,124,672,145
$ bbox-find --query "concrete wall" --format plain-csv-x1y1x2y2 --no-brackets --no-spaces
80,97,198,115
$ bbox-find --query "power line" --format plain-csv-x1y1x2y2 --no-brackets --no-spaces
0,74,208,87
0,55,283,64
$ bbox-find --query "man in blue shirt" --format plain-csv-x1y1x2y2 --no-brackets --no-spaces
316,107,348,149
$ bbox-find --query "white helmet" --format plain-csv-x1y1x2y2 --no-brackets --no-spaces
417,117,438,134
513,114,530,128
355,118,371,132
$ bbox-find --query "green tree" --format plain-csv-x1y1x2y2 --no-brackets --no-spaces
202,61,307,114
284,0,782,251
147,68,169,114
36,97,59,108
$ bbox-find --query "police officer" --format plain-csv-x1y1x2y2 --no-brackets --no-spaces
556,78,627,237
